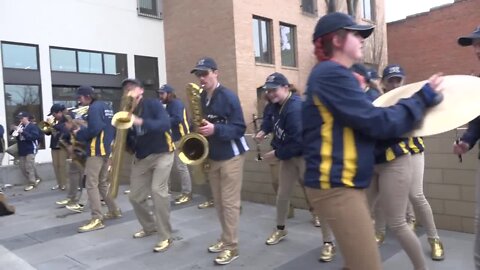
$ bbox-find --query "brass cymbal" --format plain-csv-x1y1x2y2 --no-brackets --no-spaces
373,75,480,137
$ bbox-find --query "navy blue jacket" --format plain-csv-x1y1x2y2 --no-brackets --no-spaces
50,117,69,149
166,98,190,142
75,100,115,157
201,84,249,161
262,93,302,160
461,116,480,158
127,98,174,159
302,60,438,190
261,102,274,134
365,87,382,102
17,123,42,156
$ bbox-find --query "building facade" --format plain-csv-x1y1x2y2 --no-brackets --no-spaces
0,0,166,164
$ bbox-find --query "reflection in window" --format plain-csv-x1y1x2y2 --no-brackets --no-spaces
1,43,38,70
4,84,44,147
104,54,117,75
253,16,273,64
78,51,103,73
280,24,297,67
52,86,121,112
51,48,77,72
138,0,162,18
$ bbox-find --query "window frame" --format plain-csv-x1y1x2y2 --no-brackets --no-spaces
362,0,376,21
137,0,163,19
279,22,298,68
253,16,274,65
301,0,318,16
1,41,40,71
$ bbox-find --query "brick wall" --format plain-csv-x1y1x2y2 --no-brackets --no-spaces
387,0,480,83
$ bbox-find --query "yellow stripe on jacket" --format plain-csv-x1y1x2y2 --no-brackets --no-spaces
314,96,333,189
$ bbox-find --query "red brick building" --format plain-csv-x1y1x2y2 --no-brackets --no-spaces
387,0,480,83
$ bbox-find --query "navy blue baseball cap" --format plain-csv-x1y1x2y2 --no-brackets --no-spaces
382,64,405,80
368,69,380,80
263,72,289,89
76,85,94,97
351,64,370,81
313,12,375,41
458,25,480,46
190,57,218,73
121,78,143,88
157,84,174,94
16,111,30,119
48,103,66,116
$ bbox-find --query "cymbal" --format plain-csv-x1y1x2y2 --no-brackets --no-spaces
373,75,480,137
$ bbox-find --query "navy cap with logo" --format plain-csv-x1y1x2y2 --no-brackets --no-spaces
48,103,66,116
369,69,380,80
17,111,30,119
76,85,94,97
190,57,218,73
351,64,371,81
263,72,290,89
157,84,174,94
313,12,375,41
458,25,480,47
382,64,405,80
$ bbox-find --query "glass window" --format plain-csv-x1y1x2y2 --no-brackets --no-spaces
4,84,44,147
280,23,297,67
138,0,161,18
78,51,103,74
1,43,38,70
104,54,117,75
253,17,273,64
52,86,121,112
362,0,374,21
301,0,317,15
50,48,77,72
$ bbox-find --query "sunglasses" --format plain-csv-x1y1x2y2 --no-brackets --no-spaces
194,70,211,78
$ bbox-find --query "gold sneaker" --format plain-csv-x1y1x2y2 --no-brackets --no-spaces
375,232,386,245
266,229,287,245
123,189,130,195
153,239,172,252
133,229,156,239
60,185,66,190
428,238,445,261
34,179,41,186
56,198,71,206
174,193,192,205
51,185,60,190
24,185,35,191
66,203,84,213
312,216,321,227
78,218,105,233
103,208,122,220
208,241,225,253
214,249,239,265
198,200,214,209
319,242,336,262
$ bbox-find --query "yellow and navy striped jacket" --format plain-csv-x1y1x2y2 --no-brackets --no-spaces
166,98,190,142
407,137,425,154
302,61,435,189
75,100,114,157
374,138,410,164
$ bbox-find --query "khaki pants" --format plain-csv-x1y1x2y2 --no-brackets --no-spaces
84,156,118,219
19,154,37,184
277,157,334,241
51,148,68,187
370,155,427,270
129,152,174,241
306,187,382,270
208,154,245,249
67,161,83,202
170,146,192,194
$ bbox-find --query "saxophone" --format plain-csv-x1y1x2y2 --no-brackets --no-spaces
177,83,209,165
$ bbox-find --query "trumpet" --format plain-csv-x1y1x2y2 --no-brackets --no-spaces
38,116,56,135
10,123,23,140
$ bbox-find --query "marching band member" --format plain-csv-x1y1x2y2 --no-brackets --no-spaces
47,104,69,191
14,112,42,192
452,25,480,270
302,12,443,270
257,72,336,262
124,79,176,253
73,86,121,233
191,57,248,265
157,84,193,205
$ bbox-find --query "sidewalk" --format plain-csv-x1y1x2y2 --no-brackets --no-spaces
0,183,475,269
